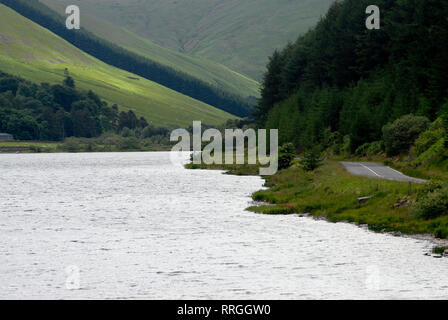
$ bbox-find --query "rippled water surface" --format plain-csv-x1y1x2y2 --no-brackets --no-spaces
0,152,447,299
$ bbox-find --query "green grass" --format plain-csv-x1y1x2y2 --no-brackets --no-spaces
0,138,171,153
41,0,334,80
41,0,260,99
0,4,237,128
0,141,60,152
247,204,297,215
432,246,448,254
249,161,448,238
0,141,58,147
185,162,260,176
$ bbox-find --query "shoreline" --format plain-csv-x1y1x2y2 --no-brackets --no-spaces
186,160,448,255
4,150,448,253
0,141,172,154
250,197,448,256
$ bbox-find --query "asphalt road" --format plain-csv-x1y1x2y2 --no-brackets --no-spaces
340,162,427,183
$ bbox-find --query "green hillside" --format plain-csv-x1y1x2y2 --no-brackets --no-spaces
0,4,236,127
41,0,260,99
41,0,334,80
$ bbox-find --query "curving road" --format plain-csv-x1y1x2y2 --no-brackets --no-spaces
340,162,427,183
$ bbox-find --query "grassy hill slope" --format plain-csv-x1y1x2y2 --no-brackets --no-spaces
41,0,260,99
42,0,334,80
0,4,236,127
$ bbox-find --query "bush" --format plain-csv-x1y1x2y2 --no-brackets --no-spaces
441,101,448,147
28,145,42,153
355,141,384,157
141,125,170,139
413,118,445,156
142,135,169,146
119,137,140,150
413,186,448,220
382,114,430,156
434,227,448,239
120,127,134,138
342,135,351,154
61,137,81,152
300,146,322,171
412,137,445,167
278,143,296,170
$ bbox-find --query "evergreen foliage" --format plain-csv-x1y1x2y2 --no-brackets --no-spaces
0,71,155,140
278,143,296,170
256,0,448,152
300,147,323,172
382,115,430,156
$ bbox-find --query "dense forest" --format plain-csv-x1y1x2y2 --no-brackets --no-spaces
255,0,448,154
0,0,254,117
0,70,154,140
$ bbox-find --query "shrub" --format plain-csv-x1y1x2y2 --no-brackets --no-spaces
434,228,448,239
141,125,170,139
248,204,296,215
355,143,369,157
412,137,445,167
119,137,140,150
413,118,445,156
341,135,351,154
120,127,134,137
278,143,296,170
28,145,42,153
441,101,448,147
300,146,322,171
413,187,448,220
62,137,81,152
382,114,430,156
355,141,384,157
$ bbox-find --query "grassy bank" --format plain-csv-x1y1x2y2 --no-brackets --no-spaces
187,159,448,240
0,137,171,153
0,141,61,153
185,162,260,176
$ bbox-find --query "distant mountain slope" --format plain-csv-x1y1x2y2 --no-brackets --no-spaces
0,0,253,117
41,0,260,100
0,4,236,127
55,0,334,79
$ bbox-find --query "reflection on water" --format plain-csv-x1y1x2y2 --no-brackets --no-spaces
0,152,447,299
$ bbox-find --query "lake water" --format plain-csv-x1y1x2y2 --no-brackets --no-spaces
0,152,447,299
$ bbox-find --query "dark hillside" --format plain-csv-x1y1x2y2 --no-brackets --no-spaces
256,0,448,151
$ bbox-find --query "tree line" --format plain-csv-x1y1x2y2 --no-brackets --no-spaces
255,0,448,153
0,70,165,141
0,0,254,117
